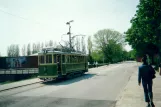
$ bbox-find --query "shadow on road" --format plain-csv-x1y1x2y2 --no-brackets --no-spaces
42,73,96,86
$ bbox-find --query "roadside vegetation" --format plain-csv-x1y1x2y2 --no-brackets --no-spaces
126,0,161,69
88,29,135,65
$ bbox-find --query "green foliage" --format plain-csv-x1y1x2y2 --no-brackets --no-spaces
88,55,93,64
7,44,20,57
93,29,126,63
91,50,104,63
32,43,41,54
87,36,93,63
128,50,136,60
126,0,161,57
27,44,31,56
102,40,123,63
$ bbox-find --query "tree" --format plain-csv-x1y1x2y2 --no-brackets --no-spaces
7,46,11,57
27,43,31,56
128,50,136,60
87,36,93,63
49,40,53,47
87,36,92,54
36,42,40,52
45,42,49,47
91,50,104,63
21,44,26,56
81,37,86,54
15,45,20,57
53,41,58,48
94,29,125,63
41,42,44,50
32,43,37,54
75,37,81,52
7,44,19,57
102,40,124,63
126,0,161,58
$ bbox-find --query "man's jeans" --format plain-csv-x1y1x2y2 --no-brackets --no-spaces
142,81,153,102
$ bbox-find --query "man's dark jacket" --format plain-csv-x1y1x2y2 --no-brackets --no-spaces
138,64,155,83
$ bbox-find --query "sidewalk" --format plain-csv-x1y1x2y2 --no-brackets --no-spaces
115,71,161,107
0,78,42,91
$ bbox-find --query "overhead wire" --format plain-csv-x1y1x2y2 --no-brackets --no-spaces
0,7,45,25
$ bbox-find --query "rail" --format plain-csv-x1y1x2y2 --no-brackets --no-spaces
0,68,38,75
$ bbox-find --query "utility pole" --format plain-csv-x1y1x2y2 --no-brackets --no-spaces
66,20,74,50
65,20,86,53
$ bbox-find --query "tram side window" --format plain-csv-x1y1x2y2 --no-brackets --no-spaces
68,56,70,63
83,56,84,62
80,56,82,63
70,56,72,63
75,56,78,63
78,56,80,62
81,56,83,62
72,56,74,63
83,56,85,62
46,55,52,63
75,56,77,63
53,54,57,63
74,56,76,63
39,56,45,64
62,55,65,63
80,56,82,62
73,56,75,63
65,55,67,63
66,55,69,63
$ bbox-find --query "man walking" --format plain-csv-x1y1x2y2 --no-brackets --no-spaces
138,55,155,107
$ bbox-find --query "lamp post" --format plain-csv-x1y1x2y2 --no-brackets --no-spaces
66,20,74,49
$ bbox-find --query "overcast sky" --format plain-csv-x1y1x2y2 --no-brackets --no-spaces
0,0,139,56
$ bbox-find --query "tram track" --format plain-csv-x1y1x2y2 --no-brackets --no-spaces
0,73,87,98
0,81,44,93
0,77,62,92
0,79,59,99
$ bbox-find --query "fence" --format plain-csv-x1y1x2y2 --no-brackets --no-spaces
0,68,38,75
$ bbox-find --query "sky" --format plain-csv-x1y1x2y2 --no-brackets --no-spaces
0,0,139,56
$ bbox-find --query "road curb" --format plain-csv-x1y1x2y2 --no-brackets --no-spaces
0,81,42,92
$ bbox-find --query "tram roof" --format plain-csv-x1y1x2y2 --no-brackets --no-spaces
38,47,86,56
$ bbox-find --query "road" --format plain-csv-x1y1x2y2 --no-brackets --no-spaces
0,61,138,107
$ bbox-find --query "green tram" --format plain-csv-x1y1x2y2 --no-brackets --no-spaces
38,48,88,80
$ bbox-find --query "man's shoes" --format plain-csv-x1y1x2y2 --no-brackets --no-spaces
147,102,155,107
146,103,150,107
151,102,155,107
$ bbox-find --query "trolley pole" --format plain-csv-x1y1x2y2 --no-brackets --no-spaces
66,20,74,50
69,25,71,49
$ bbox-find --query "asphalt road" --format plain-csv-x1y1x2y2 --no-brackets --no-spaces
0,61,138,107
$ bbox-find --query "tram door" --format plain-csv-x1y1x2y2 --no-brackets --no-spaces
56,55,62,75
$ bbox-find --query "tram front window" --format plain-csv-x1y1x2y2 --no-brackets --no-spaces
46,55,52,63
39,56,45,64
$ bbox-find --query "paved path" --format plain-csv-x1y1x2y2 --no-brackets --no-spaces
0,62,136,107
115,64,161,107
